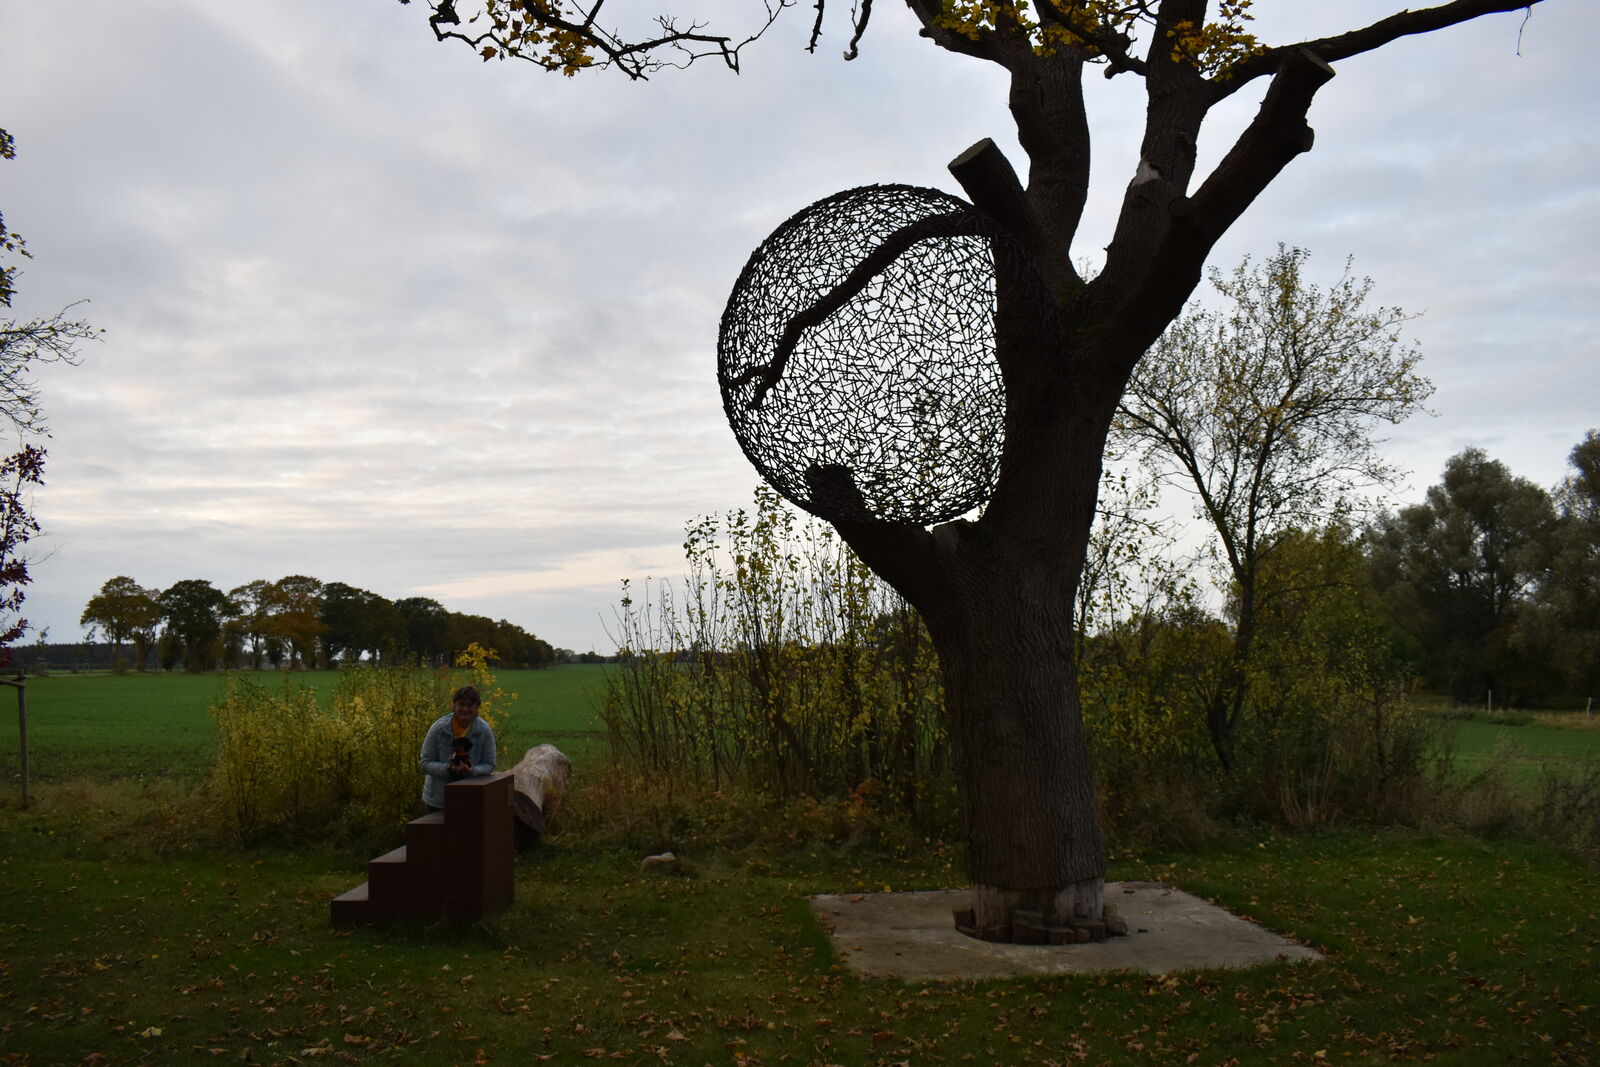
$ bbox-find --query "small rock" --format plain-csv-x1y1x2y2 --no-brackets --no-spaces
639,852,696,877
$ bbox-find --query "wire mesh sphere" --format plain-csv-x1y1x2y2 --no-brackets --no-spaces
718,184,1006,525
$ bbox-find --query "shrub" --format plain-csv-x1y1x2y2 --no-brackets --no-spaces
332,667,454,841
1074,526,1449,845
1531,763,1600,866
1231,530,1445,827
209,676,339,842
601,488,953,838
1078,607,1229,849
208,664,507,847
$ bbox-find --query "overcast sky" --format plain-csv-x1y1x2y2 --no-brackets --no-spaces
3,1,1595,654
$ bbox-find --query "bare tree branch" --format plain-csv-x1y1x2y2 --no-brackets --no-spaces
843,0,873,61
949,138,1083,294
404,0,794,79
0,301,97,437
1097,48,1336,363
1185,49,1336,245
1218,0,1549,98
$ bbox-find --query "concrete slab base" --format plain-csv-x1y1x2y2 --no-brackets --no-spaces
809,881,1321,981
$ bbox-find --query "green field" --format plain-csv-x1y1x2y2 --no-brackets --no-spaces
1443,713,1600,787
0,664,614,785
11,667,1594,793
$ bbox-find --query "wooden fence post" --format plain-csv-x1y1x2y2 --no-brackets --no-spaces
2,677,28,807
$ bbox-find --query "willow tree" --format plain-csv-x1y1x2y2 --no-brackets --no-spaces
406,0,1552,939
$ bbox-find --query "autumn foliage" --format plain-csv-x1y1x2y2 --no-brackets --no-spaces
208,661,512,846
600,487,951,835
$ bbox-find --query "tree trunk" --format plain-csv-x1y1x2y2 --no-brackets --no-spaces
820,203,1130,939
834,506,1114,939
510,744,572,840
1207,571,1257,773
922,536,1108,938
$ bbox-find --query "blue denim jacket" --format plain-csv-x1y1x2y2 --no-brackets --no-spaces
419,713,497,808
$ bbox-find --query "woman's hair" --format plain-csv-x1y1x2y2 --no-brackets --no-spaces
452,684,482,707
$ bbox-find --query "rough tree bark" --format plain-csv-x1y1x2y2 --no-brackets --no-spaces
510,743,571,839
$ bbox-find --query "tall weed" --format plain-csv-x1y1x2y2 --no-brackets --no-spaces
604,493,1456,853
1531,763,1600,866
602,488,952,834
208,665,504,847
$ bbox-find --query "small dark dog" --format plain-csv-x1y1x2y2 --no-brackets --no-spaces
449,736,473,776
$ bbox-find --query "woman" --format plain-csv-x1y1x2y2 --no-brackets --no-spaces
419,684,497,812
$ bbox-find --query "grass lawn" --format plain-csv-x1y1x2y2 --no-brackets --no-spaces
1,798,1595,1064
0,665,613,787
1,673,1597,1063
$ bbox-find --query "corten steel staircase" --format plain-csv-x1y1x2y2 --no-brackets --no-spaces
331,772,515,926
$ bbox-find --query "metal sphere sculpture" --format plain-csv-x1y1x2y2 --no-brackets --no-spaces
718,184,1009,525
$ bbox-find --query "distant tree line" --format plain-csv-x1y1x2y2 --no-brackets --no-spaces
78,574,569,673
1366,432,1600,709
1075,432,1600,730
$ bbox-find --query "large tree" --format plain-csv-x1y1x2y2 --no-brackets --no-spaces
1115,246,1432,769
410,0,1555,937
320,582,404,666
1368,448,1556,704
395,595,450,666
227,579,286,670
80,576,162,673
267,575,326,669
1530,431,1600,700
157,579,237,673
